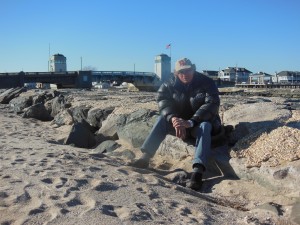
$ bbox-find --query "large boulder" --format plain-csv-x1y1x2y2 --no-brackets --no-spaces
154,134,236,178
93,140,121,153
22,103,52,121
229,124,300,195
32,94,46,105
70,105,91,123
95,109,158,146
116,109,158,148
51,109,74,126
87,107,114,129
223,101,291,145
50,95,70,117
0,87,26,104
44,90,60,101
64,120,96,148
9,96,33,114
230,158,300,195
95,113,126,142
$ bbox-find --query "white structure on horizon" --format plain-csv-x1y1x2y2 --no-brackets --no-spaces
154,54,171,82
218,67,252,83
49,53,67,72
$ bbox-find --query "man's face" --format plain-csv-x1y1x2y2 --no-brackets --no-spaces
177,69,194,84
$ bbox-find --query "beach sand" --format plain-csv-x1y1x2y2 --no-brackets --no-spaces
0,89,299,224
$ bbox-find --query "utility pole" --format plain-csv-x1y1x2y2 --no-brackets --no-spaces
48,43,51,71
81,57,82,71
235,64,238,84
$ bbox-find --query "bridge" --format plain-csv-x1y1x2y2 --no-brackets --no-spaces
0,71,161,90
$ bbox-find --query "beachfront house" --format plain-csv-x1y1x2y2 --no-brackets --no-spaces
249,71,273,84
201,70,219,79
218,67,252,83
272,71,300,84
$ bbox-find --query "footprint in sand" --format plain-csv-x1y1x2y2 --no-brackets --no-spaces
14,190,31,204
55,177,68,189
136,185,160,200
63,180,88,198
162,198,204,223
41,178,53,184
100,204,118,217
66,197,83,207
94,182,119,192
28,204,47,216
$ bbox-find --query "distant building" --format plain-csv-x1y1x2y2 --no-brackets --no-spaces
272,71,300,83
154,54,171,82
249,71,273,84
50,53,67,72
201,70,219,79
218,67,252,83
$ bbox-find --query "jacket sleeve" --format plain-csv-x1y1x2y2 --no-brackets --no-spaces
157,83,178,122
191,79,220,123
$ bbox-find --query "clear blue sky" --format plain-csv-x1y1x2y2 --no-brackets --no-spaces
1,0,299,74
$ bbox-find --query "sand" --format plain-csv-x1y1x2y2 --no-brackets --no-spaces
0,89,299,224
0,105,247,225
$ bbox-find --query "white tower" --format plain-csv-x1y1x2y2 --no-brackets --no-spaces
154,54,171,82
50,54,67,72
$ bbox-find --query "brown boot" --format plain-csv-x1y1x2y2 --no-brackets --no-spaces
187,172,203,191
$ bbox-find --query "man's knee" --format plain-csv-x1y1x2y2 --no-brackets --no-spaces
199,121,212,131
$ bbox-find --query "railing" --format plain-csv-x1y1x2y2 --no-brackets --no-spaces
0,71,78,76
92,71,157,77
235,83,300,89
24,71,78,76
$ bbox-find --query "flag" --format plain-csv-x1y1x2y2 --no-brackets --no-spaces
166,44,171,49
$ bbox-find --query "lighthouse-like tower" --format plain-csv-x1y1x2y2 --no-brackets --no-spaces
49,53,67,72
154,54,171,82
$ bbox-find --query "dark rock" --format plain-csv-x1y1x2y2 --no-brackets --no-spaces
45,90,60,100
32,94,46,105
51,109,73,126
51,95,68,117
87,107,114,128
0,87,26,104
9,96,33,113
70,105,91,123
79,119,98,133
64,121,96,148
22,103,52,121
93,140,120,153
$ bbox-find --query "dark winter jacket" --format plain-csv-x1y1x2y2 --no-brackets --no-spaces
157,71,221,133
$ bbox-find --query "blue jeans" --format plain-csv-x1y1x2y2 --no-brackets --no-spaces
141,116,212,170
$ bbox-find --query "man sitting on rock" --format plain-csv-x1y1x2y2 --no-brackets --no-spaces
130,57,222,191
